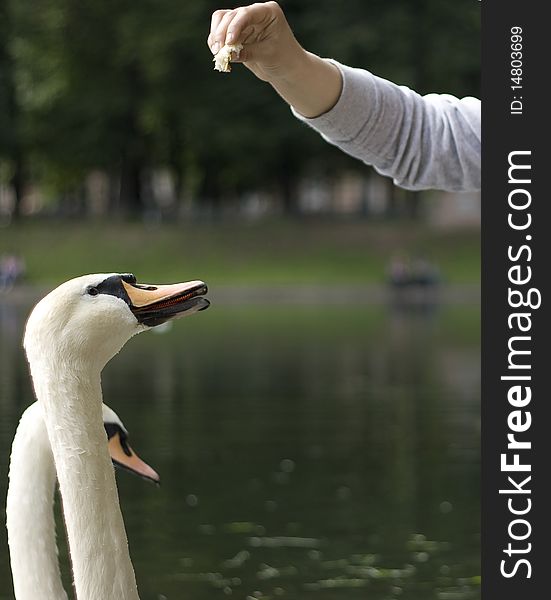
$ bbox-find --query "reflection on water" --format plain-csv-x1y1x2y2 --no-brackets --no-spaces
0,295,480,599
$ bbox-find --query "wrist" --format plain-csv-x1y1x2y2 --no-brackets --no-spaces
263,44,311,86
269,52,342,119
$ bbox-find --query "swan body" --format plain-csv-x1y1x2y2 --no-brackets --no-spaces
22,273,208,600
6,402,160,600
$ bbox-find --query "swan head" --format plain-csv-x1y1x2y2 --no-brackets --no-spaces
103,404,161,485
24,273,209,370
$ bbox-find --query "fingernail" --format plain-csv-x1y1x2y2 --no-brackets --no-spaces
212,41,220,54
226,31,234,44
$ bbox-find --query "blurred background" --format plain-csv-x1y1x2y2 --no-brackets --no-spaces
0,0,480,598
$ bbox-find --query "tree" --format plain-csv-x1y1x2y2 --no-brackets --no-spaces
1,0,480,220
0,0,25,218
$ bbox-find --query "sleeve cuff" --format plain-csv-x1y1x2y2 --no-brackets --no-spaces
290,60,380,143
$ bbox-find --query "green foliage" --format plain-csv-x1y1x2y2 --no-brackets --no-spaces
0,0,16,159
2,0,480,212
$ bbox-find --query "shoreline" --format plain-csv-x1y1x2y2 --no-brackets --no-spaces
1,283,480,307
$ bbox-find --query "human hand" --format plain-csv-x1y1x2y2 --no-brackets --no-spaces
207,2,306,82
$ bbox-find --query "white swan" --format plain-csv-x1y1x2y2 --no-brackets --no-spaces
7,402,160,600
22,273,209,600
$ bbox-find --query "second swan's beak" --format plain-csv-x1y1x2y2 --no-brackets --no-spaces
122,278,210,327
108,431,161,485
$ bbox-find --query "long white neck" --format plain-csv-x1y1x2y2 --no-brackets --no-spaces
29,356,140,600
7,403,69,600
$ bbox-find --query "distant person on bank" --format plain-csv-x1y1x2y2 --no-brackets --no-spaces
207,1,480,193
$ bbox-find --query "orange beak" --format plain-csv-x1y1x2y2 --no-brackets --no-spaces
121,280,209,327
108,431,160,485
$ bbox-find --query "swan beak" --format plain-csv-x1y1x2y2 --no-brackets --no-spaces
122,279,210,327
108,431,161,485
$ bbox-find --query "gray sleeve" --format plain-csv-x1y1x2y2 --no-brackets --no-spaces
291,61,481,192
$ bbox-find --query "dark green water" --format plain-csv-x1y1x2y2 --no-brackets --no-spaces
0,295,480,599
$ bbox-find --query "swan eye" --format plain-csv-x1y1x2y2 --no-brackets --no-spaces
86,286,100,296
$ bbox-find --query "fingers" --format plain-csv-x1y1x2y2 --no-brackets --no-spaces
208,9,233,54
207,3,277,54
224,7,263,45
239,25,257,46
215,9,240,47
210,9,230,35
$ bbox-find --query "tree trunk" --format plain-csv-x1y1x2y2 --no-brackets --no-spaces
119,152,143,217
1,3,25,220
9,155,24,220
116,62,146,218
406,190,422,220
385,176,399,219
281,172,300,217
167,113,185,216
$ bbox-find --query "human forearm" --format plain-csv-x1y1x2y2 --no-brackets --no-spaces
208,2,481,192
293,62,481,192
208,2,342,118
266,50,342,118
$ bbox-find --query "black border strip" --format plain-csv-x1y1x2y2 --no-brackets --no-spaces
482,1,548,597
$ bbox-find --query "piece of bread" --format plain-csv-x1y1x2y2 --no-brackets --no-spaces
213,43,244,73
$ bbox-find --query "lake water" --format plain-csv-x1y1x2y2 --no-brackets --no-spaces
0,291,480,599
